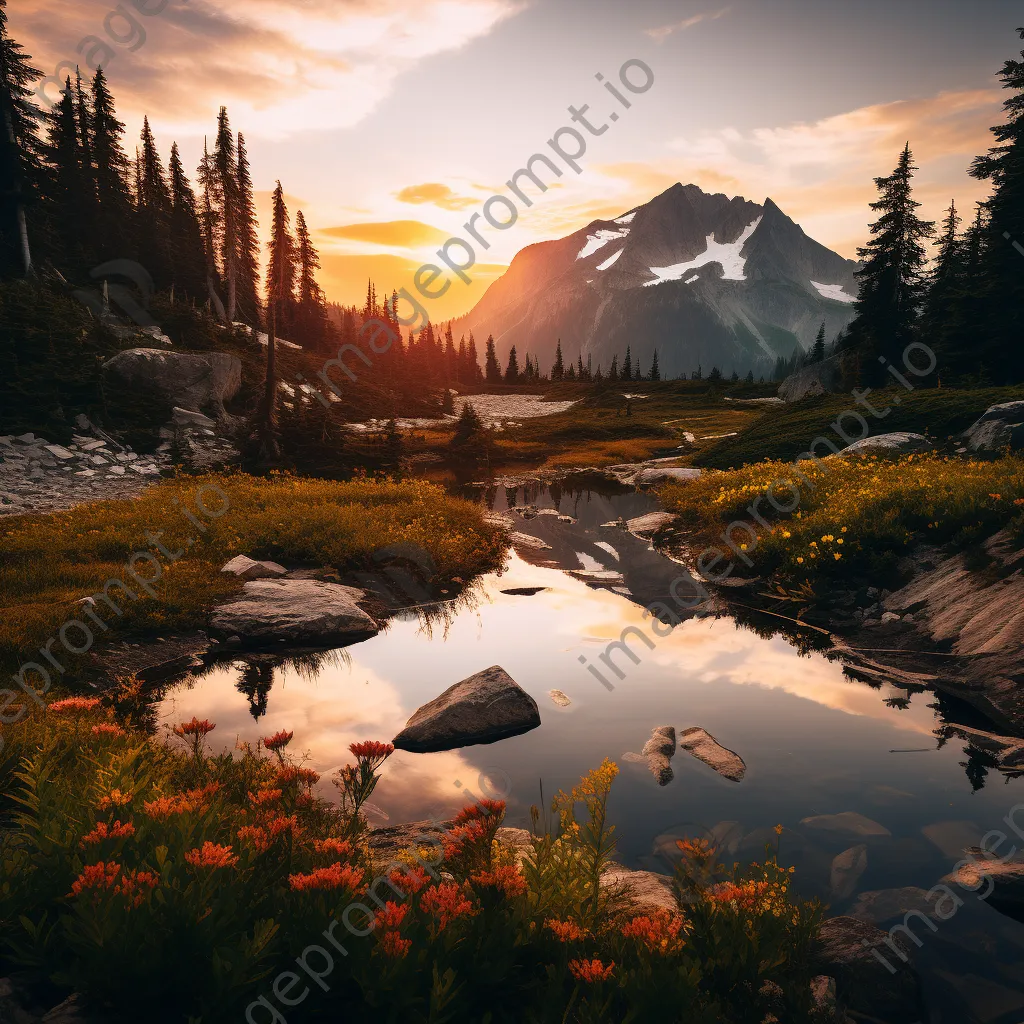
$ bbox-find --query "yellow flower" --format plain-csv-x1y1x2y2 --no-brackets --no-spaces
782,531,791,538
773,824,783,836
833,553,842,560
837,538,844,545
796,557,804,564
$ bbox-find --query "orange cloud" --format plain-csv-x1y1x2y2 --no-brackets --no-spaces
395,183,479,211
645,7,731,42
320,220,451,249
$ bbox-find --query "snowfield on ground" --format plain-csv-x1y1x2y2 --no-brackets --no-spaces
596,248,624,271
577,227,630,260
345,394,577,432
644,216,762,286
810,281,857,303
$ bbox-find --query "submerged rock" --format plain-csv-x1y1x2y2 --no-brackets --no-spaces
221,555,288,581
848,886,938,924
830,844,868,901
678,727,746,781
392,665,541,753
641,725,676,785
210,579,377,646
547,689,572,707
801,811,891,838
942,854,1024,909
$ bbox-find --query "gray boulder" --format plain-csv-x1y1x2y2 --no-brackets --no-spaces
801,811,891,838
837,432,933,457
679,726,746,781
210,579,377,646
392,665,541,752
221,555,289,581
830,844,868,901
942,854,1024,908
960,400,1024,453
635,467,701,486
778,354,843,402
641,725,676,785
102,349,242,418
600,862,678,915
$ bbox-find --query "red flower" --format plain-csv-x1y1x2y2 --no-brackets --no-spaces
91,723,126,738
545,919,587,942
348,741,394,767
96,789,132,812
289,863,365,893
49,697,102,715
81,820,135,847
69,861,121,898
249,788,282,807
419,882,476,930
620,910,685,953
453,798,506,825
389,867,432,895
115,869,159,908
237,825,271,853
268,814,302,840
173,717,216,738
470,864,527,898
184,842,239,870
143,783,220,821
569,958,615,983
441,819,488,861
277,765,320,787
378,931,412,959
313,838,353,858
374,901,409,931
263,729,294,752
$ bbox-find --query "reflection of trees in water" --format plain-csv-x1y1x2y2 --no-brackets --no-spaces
237,658,275,721
389,579,488,642
234,649,354,720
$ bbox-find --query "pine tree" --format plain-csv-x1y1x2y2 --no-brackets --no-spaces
484,334,501,383
919,201,964,359
968,27,1024,381
90,68,132,261
708,365,722,382
566,361,576,381
73,67,96,241
622,346,632,379
730,370,739,382
42,77,90,270
235,133,261,327
137,116,172,285
294,210,327,349
608,354,619,382
0,0,42,276
261,181,294,460
745,369,754,383
576,353,585,380
847,143,934,379
649,350,660,381
443,324,456,382
212,107,239,321
811,321,826,363
551,339,564,381
168,142,207,301
466,333,482,383
505,344,520,383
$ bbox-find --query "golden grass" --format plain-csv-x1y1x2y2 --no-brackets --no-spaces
0,473,505,679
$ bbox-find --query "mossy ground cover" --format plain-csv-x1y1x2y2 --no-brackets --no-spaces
0,473,505,683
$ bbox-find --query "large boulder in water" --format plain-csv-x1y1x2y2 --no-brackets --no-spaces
778,354,843,402
210,579,377,647
393,665,540,752
959,400,1024,453
102,348,242,418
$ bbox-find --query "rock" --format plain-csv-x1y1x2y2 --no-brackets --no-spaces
801,812,891,838
392,665,541,753
500,586,549,596
41,993,90,1023
848,887,937,924
778,354,843,402
567,569,624,583
510,531,551,550
920,820,980,859
810,976,837,1016
101,348,242,418
635,467,701,486
837,432,934,457
210,579,377,647
600,862,678,915
641,725,676,785
221,554,289,581
813,917,921,1022
880,611,901,624
172,406,217,430
625,511,676,537
494,827,533,866
942,855,1024,908
830,844,869,901
960,400,1024,453
678,726,746,781
547,689,571,707
43,444,75,460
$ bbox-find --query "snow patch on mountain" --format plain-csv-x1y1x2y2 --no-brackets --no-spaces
577,227,630,260
810,280,857,304
684,274,700,284
614,212,637,225
644,217,762,286
596,248,624,271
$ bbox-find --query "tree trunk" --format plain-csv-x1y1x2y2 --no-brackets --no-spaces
260,301,280,462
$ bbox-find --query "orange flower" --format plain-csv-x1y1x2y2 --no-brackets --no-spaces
289,863,365,893
313,838,353,858
91,723,126,738
249,788,282,807
470,864,527,898
81,820,135,846
348,740,394,767
378,930,412,959
263,729,294,752
277,765,320,787
569,958,614,983
441,818,489,861
143,783,220,821
620,910,685,954
388,867,432,895
452,798,506,825
268,814,302,840
184,842,239,870
545,919,587,942
419,882,476,929
173,717,216,738
49,697,102,715
115,868,159,908
374,901,409,931
96,789,132,812
69,861,121,898
237,825,271,853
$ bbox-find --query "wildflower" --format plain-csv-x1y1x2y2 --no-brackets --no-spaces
313,838,354,858
452,798,506,825
620,910,685,953
841,526,847,532
420,882,477,929
289,863,365,893
116,869,159,908
374,901,409,931
91,723,126,738
237,825,271,853
348,740,394,768
545,919,587,942
49,696,102,715
833,553,842,561
471,864,528,898
836,538,844,545
773,824,783,836
173,717,216,738
143,783,220,821
267,815,302,840
96,789,132,812
569,958,615,983
442,818,489,861
81,820,135,846
277,765,320,787
249,788,282,807
184,842,239,870
263,729,294,752
781,531,791,538
796,557,804,564
69,861,121,898
388,867,432,895
378,931,412,959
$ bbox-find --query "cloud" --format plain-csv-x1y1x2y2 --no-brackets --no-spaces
645,7,731,42
16,0,526,137
395,182,480,211
320,220,451,249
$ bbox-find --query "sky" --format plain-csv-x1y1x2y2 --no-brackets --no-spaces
12,0,1023,319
